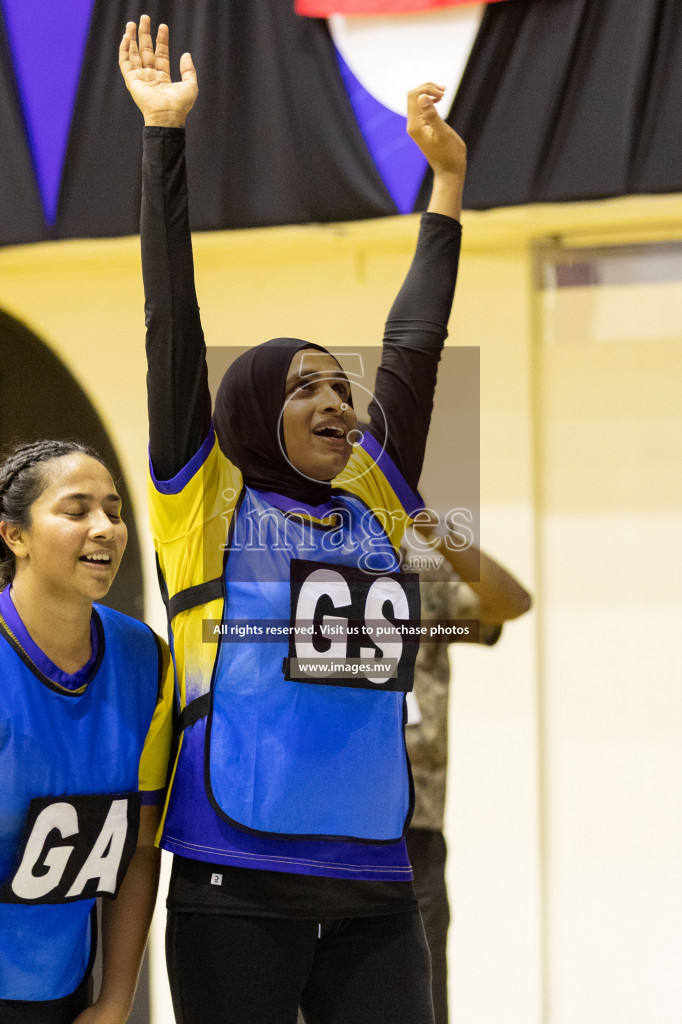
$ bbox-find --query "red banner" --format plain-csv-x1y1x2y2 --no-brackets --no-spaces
296,0,509,15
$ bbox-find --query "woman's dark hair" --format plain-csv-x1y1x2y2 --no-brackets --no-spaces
0,440,106,588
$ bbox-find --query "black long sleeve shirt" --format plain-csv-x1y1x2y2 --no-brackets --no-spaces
141,127,461,489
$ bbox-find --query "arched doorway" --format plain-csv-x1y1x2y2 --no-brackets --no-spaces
0,308,143,616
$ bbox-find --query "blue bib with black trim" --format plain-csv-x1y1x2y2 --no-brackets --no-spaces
206,487,420,842
0,605,160,1002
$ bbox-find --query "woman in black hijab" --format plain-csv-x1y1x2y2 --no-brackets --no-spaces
122,16,466,1024
213,338,353,505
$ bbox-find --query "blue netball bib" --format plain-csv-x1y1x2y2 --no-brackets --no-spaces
0,605,160,1001
206,488,420,842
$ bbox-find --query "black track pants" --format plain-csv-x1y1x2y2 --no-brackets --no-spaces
406,829,450,1024
166,908,434,1024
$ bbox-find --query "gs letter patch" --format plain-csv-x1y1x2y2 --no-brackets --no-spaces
286,558,421,690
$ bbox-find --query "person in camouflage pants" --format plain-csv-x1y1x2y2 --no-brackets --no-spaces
404,533,531,1024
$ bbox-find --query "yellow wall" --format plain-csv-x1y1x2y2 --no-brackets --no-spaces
1,190,680,1023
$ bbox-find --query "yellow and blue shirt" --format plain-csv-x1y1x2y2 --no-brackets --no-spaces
151,429,422,879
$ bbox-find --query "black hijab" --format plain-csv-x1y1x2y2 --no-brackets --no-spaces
213,337,342,507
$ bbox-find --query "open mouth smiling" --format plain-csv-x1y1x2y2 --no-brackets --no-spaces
313,424,347,440
80,553,112,566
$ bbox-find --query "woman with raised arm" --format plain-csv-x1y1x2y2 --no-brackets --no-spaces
120,15,466,1024
0,441,173,1024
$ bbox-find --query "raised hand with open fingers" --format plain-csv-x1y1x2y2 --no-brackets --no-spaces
407,83,466,220
119,15,197,128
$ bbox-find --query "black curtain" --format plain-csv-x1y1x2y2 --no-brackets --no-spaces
418,0,682,209
0,13,45,244
57,0,394,240
1,0,681,245
0,0,394,245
